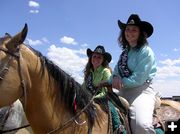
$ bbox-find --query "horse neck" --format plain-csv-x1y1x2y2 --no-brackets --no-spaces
22,48,72,133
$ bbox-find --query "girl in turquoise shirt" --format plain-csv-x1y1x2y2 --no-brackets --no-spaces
111,14,162,134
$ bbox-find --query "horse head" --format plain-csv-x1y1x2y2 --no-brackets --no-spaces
0,24,29,107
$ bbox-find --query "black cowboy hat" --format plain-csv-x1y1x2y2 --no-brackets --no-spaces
87,45,112,63
118,14,153,38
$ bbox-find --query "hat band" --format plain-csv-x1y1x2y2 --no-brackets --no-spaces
128,19,135,25
94,48,103,54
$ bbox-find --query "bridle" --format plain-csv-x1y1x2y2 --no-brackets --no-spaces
0,47,19,80
0,46,30,133
0,46,27,105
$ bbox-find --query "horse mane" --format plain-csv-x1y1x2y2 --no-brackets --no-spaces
26,45,96,126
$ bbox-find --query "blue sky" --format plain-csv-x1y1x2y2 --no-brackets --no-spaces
0,0,180,97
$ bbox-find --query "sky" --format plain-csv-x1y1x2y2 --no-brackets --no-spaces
0,0,180,97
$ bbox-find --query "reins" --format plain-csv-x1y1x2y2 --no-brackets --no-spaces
0,124,30,134
47,88,100,134
0,105,30,133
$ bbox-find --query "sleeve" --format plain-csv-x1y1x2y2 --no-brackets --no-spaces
108,62,122,84
112,63,120,77
103,68,112,80
122,47,156,88
95,68,111,98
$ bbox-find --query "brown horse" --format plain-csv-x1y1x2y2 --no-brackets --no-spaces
0,24,110,134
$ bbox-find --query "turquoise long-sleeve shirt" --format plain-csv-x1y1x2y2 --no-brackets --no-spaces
111,45,157,89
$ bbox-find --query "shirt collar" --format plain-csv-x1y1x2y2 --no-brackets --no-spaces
91,65,104,73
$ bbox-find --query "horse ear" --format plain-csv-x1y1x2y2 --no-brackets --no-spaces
6,23,28,52
5,33,12,38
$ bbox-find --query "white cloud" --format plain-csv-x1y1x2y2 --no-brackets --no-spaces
29,10,39,14
159,58,180,66
73,48,86,55
60,36,77,45
26,38,42,46
154,58,180,97
29,1,40,14
42,37,50,44
81,43,88,47
156,66,180,79
160,53,168,57
156,58,180,79
173,48,180,52
26,38,50,46
29,1,40,8
152,79,180,97
47,45,87,83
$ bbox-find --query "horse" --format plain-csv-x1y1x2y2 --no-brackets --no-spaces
0,24,112,134
0,24,179,134
0,99,33,134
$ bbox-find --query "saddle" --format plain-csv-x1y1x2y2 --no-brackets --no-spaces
107,92,129,115
153,99,180,132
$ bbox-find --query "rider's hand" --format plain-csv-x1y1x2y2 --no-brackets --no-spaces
96,82,102,89
112,76,123,90
96,80,111,89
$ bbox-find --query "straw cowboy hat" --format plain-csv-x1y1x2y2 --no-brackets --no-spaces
118,14,153,38
87,45,112,63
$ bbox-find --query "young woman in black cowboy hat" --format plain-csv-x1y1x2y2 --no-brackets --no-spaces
84,45,112,98
110,14,162,134
83,45,123,133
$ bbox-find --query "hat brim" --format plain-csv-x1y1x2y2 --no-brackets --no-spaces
140,21,153,37
118,20,153,38
87,48,93,57
104,52,112,63
118,20,126,30
86,48,112,63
